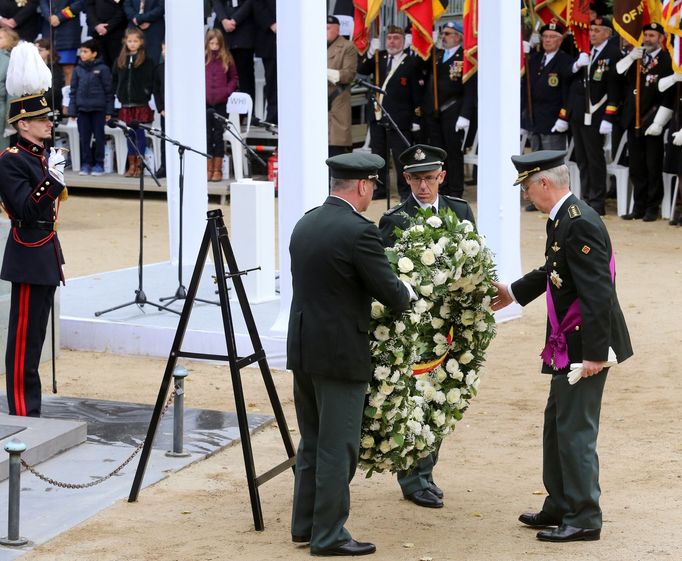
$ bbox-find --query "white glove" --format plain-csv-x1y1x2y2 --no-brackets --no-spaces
48,147,67,184
599,120,612,135
402,280,418,302
658,72,682,92
550,119,569,133
645,106,674,136
567,348,617,385
616,46,644,74
327,68,340,85
573,52,590,72
367,38,380,58
529,32,540,48
411,122,421,132
520,128,528,136
673,128,682,146
455,116,470,132
522,40,531,55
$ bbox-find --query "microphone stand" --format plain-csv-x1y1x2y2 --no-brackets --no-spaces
217,117,267,169
365,89,412,210
145,128,219,306
95,128,180,317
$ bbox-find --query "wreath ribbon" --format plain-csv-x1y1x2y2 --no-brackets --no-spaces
412,327,454,376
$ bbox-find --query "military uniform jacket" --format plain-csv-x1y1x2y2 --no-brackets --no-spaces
287,196,410,382
357,49,423,131
522,49,573,134
327,35,358,147
619,48,675,130
511,195,632,374
378,194,476,247
0,136,66,286
567,39,622,126
422,47,476,120
212,0,254,50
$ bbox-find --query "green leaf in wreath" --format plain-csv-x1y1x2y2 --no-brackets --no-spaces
364,406,377,418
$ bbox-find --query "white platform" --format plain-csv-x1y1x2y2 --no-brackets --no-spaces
60,262,287,368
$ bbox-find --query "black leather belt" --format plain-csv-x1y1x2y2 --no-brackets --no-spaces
10,219,58,231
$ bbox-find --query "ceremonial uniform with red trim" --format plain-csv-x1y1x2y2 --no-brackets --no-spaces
0,135,65,417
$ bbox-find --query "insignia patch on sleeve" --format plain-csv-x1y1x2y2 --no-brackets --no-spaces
581,245,591,254
568,204,581,218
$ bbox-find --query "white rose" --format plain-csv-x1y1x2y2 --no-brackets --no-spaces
414,299,429,314
370,301,385,319
369,421,380,430
466,371,478,386
432,270,448,286
433,333,447,345
439,304,452,318
434,391,446,404
430,243,443,257
445,359,459,373
411,407,424,422
446,388,461,404
380,381,394,395
407,419,422,434
432,410,446,426
415,378,428,392
462,239,480,257
369,393,386,408
475,320,488,332
373,325,391,341
420,249,436,266
462,221,474,233
431,317,444,329
374,366,390,380
460,310,476,326
411,225,425,233
415,438,426,450
438,236,449,248
450,368,464,381
435,368,447,383
394,321,406,334
409,312,421,324
419,283,434,297
460,350,475,364
423,386,437,401
379,440,391,453
361,435,375,449
424,430,436,446
462,329,474,342
390,371,401,383
426,215,443,228
398,257,415,273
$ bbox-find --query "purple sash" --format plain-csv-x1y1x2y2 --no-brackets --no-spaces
541,252,616,369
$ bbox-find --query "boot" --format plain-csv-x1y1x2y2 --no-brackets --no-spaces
210,156,223,182
125,155,137,177
207,156,215,178
132,157,143,178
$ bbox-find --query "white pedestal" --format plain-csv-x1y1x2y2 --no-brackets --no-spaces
229,180,277,303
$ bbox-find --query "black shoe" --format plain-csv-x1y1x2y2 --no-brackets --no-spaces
622,212,644,220
403,489,443,508
311,539,376,556
429,481,444,499
292,534,311,544
155,166,166,178
518,511,562,528
536,524,601,542
525,203,538,212
642,212,658,222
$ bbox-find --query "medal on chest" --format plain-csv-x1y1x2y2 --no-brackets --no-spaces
449,61,462,81
550,270,563,289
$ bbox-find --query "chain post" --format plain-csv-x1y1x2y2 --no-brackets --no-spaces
165,366,190,458
0,439,28,546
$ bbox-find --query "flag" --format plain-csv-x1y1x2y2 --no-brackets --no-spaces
663,0,682,71
365,0,383,26
613,0,663,46
353,1,371,55
397,0,449,60
535,0,568,25
566,0,590,53
462,0,478,82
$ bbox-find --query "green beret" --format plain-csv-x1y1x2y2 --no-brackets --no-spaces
511,150,566,185
326,152,385,180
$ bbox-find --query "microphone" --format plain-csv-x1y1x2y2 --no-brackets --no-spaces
130,120,162,134
207,107,231,127
106,118,134,133
355,78,386,95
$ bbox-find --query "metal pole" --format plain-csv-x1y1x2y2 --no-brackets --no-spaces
0,440,28,546
165,366,190,458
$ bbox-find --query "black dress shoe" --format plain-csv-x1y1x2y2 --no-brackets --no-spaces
518,511,561,528
429,481,444,499
536,524,601,542
311,539,376,556
292,534,311,544
622,212,644,220
525,203,538,212
404,489,443,508
642,212,658,222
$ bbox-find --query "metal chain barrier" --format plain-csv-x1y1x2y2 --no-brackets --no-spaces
19,385,179,490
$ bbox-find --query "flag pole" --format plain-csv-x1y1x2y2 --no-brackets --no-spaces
374,17,380,96
432,47,439,112
635,59,641,131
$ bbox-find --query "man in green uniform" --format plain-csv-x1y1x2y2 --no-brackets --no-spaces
379,144,475,508
492,150,632,542
287,153,414,556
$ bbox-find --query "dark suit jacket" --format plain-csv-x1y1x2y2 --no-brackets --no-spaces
422,47,476,120
252,0,275,59
378,194,476,247
212,0,254,50
0,0,39,41
511,195,632,374
287,197,410,382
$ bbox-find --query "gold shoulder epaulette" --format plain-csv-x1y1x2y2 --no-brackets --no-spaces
568,204,581,219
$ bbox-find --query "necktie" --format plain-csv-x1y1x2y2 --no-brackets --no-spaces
386,55,393,75
431,206,437,214
590,48,598,63
538,54,547,74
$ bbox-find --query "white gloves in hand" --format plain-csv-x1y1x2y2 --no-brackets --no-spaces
522,40,531,55
455,116,470,132
529,32,540,48
573,52,590,71
568,348,617,385
402,280,418,302
673,129,682,146
645,106,673,136
551,119,569,133
658,71,682,92
48,147,67,185
599,120,612,135
368,38,380,58
616,46,644,74
327,68,340,85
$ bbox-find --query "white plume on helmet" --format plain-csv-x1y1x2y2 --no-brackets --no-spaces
6,41,52,97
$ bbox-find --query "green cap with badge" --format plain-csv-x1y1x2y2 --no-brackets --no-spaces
511,150,567,185
326,152,385,181
399,144,447,173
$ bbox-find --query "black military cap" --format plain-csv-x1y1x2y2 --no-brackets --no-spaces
326,152,384,180
511,150,566,185
540,21,566,35
591,15,613,29
643,22,663,33
385,25,405,36
399,144,447,173
327,15,340,25
8,93,52,124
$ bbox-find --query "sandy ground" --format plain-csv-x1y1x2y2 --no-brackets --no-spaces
8,187,682,561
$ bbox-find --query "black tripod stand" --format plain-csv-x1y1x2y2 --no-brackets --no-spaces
95,128,179,317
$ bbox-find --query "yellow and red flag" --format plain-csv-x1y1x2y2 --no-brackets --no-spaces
535,0,568,25
353,1,371,55
566,0,591,53
613,0,663,46
663,0,682,71
365,0,383,26
398,0,449,60
462,0,478,82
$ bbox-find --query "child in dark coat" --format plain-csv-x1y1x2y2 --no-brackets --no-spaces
69,39,114,175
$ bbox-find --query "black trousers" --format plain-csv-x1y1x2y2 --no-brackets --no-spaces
426,107,465,197
5,283,55,417
206,103,228,158
369,121,412,200
572,121,607,213
628,128,664,216
232,48,256,104
261,56,278,124
77,110,106,168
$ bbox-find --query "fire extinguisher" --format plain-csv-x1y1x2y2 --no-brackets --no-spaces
267,149,278,191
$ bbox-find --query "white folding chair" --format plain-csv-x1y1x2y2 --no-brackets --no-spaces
150,112,162,171
662,173,678,220
605,132,633,216
54,86,81,171
463,130,478,167
565,138,581,199
224,92,254,181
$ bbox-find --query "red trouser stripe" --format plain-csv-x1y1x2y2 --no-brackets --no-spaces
13,284,30,416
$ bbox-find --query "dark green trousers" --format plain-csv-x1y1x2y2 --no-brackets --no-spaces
397,444,440,495
542,369,608,529
291,369,367,552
